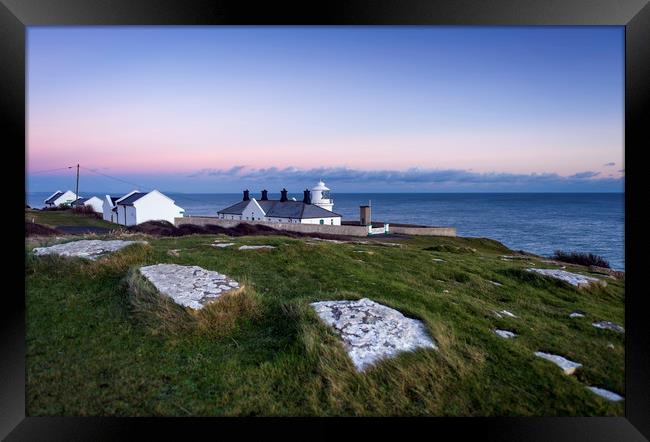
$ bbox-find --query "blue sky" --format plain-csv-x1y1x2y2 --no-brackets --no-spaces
27,26,624,193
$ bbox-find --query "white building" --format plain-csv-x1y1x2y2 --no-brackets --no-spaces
102,195,121,223
72,196,104,213
217,184,342,226
103,190,185,226
44,190,77,208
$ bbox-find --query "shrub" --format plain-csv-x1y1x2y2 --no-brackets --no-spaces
551,250,610,269
72,205,101,218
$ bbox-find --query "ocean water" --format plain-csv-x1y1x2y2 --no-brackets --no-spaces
26,192,625,270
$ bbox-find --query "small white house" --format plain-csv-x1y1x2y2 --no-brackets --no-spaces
102,195,121,223
108,189,185,226
218,185,342,226
72,196,104,213
44,190,77,208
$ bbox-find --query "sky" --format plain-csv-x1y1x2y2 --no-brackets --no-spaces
27,26,624,193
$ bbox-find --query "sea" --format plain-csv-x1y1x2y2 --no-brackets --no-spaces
26,192,625,270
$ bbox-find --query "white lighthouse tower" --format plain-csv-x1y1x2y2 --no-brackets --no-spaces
310,180,334,212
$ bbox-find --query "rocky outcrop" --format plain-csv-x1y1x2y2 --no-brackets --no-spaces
527,269,602,287
238,245,276,250
139,264,240,310
592,321,624,333
534,352,582,375
310,298,437,371
494,329,517,339
33,239,146,260
587,386,624,401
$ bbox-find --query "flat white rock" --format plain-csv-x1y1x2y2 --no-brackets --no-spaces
534,351,582,375
569,312,586,318
488,280,503,286
33,239,146,260
494,329,517,339
310,298,437,371
139,263,240,310
238,245,276,250
592,321,625,333
526,269,601,287
500,310,517,318
212,243,235,248
587,387,624,401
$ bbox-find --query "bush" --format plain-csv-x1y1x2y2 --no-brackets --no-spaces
551,250,610,268
72,205,101,218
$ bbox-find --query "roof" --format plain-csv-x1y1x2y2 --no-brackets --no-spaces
44,191,64,204
218,199,341,219
311,180,329,191
217,200,250,215
72,197,87,206
116,192,148,206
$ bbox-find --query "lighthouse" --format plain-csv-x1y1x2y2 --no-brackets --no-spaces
310,180,334,212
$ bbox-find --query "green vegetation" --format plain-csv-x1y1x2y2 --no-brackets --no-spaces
552,250,611,269
25,212,624,416
25,208,116,229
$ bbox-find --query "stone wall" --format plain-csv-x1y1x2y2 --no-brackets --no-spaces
389,226,457,236
175,216,456,237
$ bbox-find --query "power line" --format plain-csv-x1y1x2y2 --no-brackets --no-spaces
29,166,74,175
31,164,216,207
79,166,153,191
77,165,209,205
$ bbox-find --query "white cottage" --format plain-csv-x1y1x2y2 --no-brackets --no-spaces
217,183,342,226
44,190,77,208
102,195,121,223
72,196,104,213
103,190,185,226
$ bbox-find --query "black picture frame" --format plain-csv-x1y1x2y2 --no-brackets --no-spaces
3,0,648,439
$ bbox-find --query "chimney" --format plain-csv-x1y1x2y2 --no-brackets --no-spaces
261,189,268,201
280,188,288,202
243,189,250,201
303,189,311,204
360,205,371,226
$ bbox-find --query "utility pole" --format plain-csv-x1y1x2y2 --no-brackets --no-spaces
75,163,80,204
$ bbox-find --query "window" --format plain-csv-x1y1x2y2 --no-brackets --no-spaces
330,219,334,225
320,219,324,225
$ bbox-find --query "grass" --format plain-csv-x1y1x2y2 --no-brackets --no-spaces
25,211,625,416
25,208,116,229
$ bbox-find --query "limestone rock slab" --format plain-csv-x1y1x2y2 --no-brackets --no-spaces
494,329,517,339
569,311,586,318
592,321,624,333
238,245,276,250
139,263,240,310
310,298,437,371
526,269,601,287
587,387,624,401
534,351,582,375
33,239,146,260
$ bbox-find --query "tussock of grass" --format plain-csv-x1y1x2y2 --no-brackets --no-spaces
125,269,196,336
125,269,262,339
196,283,263,338
424,244,476,254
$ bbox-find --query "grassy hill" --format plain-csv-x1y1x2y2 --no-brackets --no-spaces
25,211,625,416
